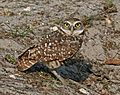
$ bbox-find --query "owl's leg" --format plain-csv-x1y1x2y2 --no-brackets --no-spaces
49,61,66,84
51,70,66,84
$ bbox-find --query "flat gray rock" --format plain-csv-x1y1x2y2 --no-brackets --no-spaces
0,39,23,50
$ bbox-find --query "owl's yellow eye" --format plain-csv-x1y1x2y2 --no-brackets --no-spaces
75,23,81,28
64,23,70,28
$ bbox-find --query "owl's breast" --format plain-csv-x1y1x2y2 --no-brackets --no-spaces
38,32,82,62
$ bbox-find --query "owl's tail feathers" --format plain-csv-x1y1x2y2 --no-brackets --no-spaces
17,45,38,71
17,58,38,71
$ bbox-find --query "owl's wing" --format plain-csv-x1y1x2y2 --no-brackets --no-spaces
17,45,40,71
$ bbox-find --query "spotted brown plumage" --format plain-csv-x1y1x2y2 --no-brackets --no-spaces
17,30,82,71
17,18,84,83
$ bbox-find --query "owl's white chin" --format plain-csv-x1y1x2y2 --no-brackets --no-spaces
72,30,84,36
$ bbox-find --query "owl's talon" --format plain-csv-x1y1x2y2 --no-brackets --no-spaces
51,70,66,85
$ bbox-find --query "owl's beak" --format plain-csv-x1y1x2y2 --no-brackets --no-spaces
70,26,74,35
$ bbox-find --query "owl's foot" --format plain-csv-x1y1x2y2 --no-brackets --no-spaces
51,70,66,84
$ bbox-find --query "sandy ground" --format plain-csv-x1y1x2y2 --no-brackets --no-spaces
0,0,120,95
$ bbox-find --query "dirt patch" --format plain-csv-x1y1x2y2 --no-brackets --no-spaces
0,0,120,95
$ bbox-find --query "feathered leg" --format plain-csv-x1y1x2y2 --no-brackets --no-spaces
48,61,66,84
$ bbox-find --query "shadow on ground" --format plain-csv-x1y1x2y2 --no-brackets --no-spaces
26,59,92,82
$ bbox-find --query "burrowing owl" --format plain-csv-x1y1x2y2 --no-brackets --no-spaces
17,18,84,83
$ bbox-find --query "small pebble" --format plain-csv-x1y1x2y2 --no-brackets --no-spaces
9,74,16,79
50,26,58,31
23,7,31,11
79,88,90,95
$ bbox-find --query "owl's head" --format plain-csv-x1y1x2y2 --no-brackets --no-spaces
60,18,84,36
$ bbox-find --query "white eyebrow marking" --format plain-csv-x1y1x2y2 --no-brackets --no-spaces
73,21,82,26
65,21,72,26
